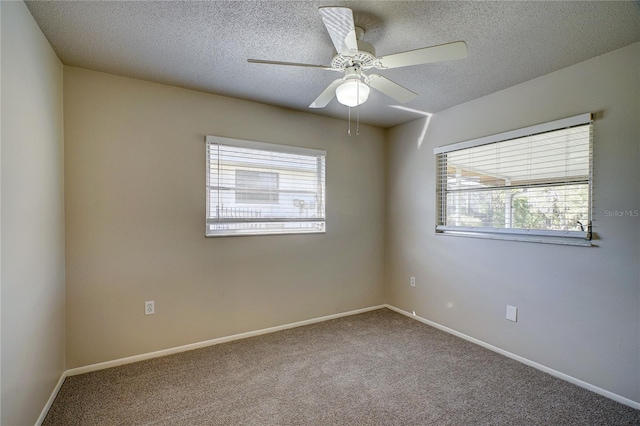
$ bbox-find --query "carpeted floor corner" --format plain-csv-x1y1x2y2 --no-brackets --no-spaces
43,308,640,425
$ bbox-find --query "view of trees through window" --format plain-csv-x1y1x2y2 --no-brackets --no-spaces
436,120,592,237
445,181,589,232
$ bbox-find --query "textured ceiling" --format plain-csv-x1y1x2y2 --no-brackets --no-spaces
25,1,640,128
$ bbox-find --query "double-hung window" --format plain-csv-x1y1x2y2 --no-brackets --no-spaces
435,113,593,246
206,136,326,237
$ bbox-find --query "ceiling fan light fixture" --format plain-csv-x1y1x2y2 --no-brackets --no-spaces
335,80,370,107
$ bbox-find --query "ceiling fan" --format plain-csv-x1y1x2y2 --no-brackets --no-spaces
248,7,468,109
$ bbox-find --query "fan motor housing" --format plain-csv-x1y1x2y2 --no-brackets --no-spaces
331,40,376,70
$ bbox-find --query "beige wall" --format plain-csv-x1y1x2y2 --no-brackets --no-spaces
1,1,66,424
386,42,640,403
63,67,386,368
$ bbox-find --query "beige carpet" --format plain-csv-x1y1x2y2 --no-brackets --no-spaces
44,309,639,425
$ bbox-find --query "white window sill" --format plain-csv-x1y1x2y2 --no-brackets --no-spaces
435,229,593,247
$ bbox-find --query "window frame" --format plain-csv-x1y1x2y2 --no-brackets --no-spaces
434,113,593,246
205,135,326,237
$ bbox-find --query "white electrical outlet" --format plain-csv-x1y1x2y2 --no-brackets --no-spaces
145,301,155,315
410,277,416,287
506,305,517,322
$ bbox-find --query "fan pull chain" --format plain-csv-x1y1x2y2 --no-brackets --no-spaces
356,81,360,136
346,82,361,136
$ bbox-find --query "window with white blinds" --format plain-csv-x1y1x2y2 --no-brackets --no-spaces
434,113,593,246
206,136,326,237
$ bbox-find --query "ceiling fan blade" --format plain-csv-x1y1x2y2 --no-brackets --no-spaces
309,79,344,108
248,59,333,70
376,41,467,69
318,7,359,57
366,74,418,103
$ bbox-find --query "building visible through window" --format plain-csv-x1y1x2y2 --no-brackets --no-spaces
206,136,326,237
235,170,279,204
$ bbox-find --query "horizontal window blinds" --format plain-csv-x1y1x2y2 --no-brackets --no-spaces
435,114,593,245
206,136,326,237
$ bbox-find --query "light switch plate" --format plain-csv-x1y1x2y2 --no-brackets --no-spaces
506,305,518,322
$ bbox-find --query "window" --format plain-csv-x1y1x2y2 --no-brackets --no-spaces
206,136,326,237
434,113,593,246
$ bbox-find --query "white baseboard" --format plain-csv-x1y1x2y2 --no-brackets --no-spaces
38,303,639,424
35,370,67,426
65,305,386,377
39,305,385,424
384,304,640,411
